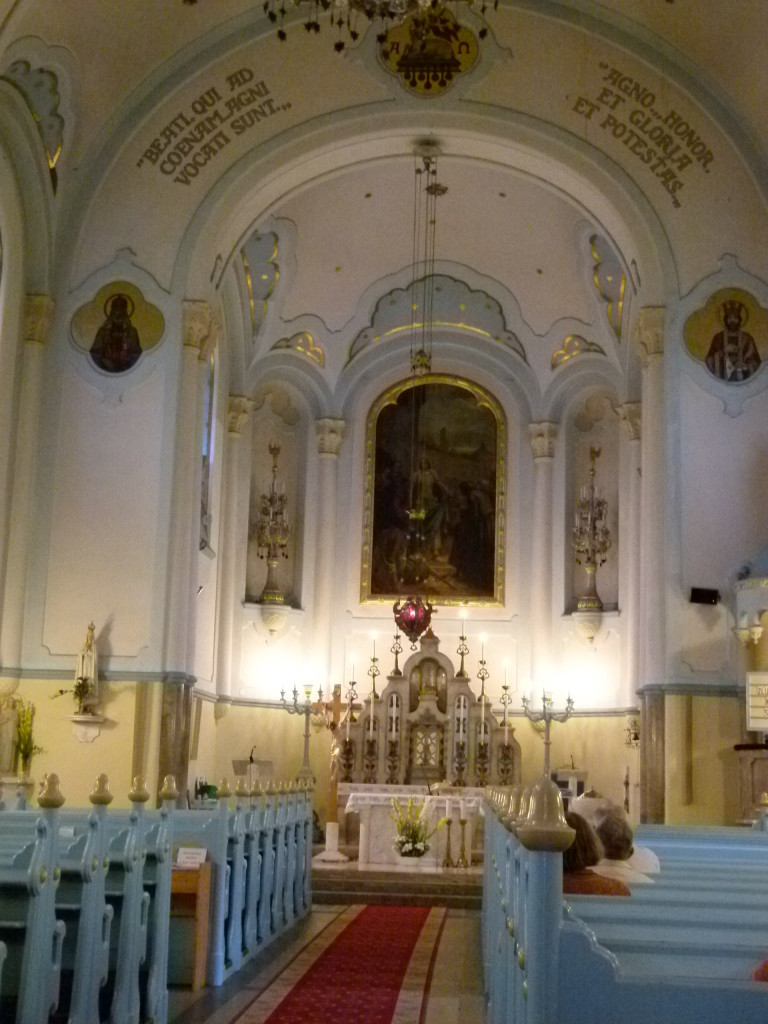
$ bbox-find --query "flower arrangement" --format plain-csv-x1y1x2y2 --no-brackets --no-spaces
391,796,447,858
15,698,43,774
52,676,94,715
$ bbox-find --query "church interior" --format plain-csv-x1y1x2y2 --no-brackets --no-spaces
1,0,768,1017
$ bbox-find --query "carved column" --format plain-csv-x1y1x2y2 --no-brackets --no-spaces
528,423,559,689
635,307,666,822
164,301,215,671
0,295,54,668
215,396,254,698
314,419,345,690
618,403,642,700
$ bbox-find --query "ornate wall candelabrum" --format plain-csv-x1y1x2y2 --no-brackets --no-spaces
257,442,291,604
522,692,575,776
572,445,612,613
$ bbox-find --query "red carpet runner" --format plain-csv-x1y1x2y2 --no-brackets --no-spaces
237,905,447,1024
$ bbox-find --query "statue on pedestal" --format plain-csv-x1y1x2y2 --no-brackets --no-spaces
74,622,99,714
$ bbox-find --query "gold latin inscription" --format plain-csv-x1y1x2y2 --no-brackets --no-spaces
135,67,291,186
570,63,715,210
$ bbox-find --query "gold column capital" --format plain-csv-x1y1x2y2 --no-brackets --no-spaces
24,294,54,345
528,421,559,460
619,403,641,441
634,307,665,364
227,395,253,436
316,418,345,456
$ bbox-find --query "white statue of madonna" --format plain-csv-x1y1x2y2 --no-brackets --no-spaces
75,622,99,714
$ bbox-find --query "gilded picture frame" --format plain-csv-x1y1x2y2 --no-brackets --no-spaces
360,374,506,607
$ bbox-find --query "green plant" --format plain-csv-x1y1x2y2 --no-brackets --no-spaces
390,795,447,857
15,698,43,770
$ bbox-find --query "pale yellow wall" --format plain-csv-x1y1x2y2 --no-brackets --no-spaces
9,678,142,808
665,694,742,825
518,714,641,818
187,700,332,822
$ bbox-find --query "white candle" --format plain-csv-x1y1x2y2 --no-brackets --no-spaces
460,798,466,821
369,703,375,738
504,720,509,745
345,717,350,741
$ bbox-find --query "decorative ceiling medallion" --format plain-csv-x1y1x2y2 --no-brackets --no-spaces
378,7,478,95
271,331,325,366
552,334,606,369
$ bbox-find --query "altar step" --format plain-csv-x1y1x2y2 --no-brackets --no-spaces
312,864,483,909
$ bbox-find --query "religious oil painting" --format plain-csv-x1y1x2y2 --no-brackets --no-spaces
361,375,505,606
70,281,165,374
684,288,768,384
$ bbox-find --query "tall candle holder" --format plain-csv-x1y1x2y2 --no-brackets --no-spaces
363,647,380,783
475,741,490,787
456,624,469,678
521,692,575,775
390,632,403,677
453,740,467,787
279,685,315,782
442,816,454,868
456,818,469,868
498,673,515,784
475,644,489,786
340,739,354,782
386,740,400,784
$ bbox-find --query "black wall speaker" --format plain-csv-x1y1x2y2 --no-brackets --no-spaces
689,587,720,605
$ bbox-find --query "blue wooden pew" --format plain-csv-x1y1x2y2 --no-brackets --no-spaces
482,784,768,1024
0,774,67,1024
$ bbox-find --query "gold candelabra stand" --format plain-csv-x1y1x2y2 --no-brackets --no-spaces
257,442,291,604
572,445,611,612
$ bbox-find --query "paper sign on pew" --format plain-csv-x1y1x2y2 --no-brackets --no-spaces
174,844,208,869
747,672,768,732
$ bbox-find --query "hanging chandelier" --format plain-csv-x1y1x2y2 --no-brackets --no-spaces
390,143,446,648
182,0,495,51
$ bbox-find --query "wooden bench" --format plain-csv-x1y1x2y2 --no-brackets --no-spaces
482,784,768,1024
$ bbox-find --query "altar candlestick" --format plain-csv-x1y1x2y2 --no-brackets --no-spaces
346,717,350,740
369,706,374,738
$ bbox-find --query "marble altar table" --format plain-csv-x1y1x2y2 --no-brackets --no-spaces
339,783,484,870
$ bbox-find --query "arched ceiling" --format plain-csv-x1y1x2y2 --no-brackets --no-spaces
1,0,767,380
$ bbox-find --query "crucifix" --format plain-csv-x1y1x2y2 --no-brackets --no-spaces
313,684,349,862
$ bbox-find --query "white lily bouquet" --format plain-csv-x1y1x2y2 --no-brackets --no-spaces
391,795,447,858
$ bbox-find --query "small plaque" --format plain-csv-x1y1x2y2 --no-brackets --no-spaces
176,845,207,869
747,672,768,732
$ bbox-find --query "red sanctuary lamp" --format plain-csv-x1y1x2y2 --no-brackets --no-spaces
393,596,434,649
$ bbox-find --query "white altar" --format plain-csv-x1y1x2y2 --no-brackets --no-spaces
339,783,484,870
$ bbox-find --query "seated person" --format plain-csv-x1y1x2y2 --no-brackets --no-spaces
593,806,654,885
571,791,660,875
562,812,630,896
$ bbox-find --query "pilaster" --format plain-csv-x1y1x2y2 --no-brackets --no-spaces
528,422,558,688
